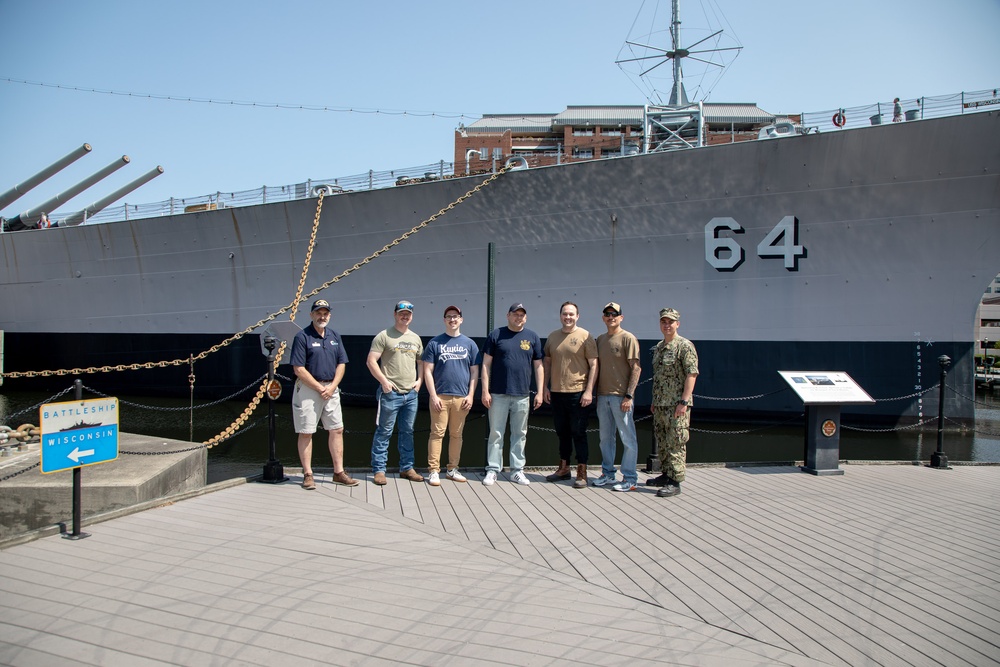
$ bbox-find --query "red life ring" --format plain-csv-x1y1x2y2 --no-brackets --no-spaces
832,111,846,127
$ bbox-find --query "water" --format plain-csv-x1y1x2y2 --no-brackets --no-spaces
3,389,998,484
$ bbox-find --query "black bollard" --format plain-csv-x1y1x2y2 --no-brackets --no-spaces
929,355,951,469
260,335,287,483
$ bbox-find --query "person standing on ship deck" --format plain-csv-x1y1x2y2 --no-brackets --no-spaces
648,307,699,498
480,303,544,486
422,305,479,486
367,300,424,486
592,302,642,493
290,299,359,490
543,302,598,489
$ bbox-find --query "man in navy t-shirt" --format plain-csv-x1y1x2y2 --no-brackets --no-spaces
480,303,544,486
289,299,358,490
422,305,480,486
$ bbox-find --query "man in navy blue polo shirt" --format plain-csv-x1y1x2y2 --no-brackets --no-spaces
289,299,359,490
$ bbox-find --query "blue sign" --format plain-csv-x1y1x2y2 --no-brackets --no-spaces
39,398,120,474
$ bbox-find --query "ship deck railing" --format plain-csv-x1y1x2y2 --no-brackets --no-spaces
41,86,1000,228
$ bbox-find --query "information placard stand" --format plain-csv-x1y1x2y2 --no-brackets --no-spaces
778,371,875,476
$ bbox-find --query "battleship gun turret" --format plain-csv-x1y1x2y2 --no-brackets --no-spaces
2,155,130,232
0,143,92,211
57,165,164,227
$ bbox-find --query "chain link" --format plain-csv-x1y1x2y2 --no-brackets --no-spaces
841,418,937,433
80,377,290,412
694,388,787,402
0,461,40,482
692,412,805,435
2,385,76,423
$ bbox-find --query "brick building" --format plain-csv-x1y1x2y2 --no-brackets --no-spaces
454,103,785,175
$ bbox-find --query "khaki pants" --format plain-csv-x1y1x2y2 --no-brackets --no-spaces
427,395,471,472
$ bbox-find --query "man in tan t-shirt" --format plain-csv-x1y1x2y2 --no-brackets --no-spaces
367,300,424,486
543,301,598,488
593,301,642,492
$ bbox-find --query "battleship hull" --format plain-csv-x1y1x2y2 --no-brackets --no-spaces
3,112,999,423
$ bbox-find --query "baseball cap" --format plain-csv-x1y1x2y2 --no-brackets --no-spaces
311,299,331,312
443,305,462,317
394,300,415,312
603,302,622,315
659,307,680,321
508,302,527,314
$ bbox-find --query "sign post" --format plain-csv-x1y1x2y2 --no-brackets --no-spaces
40,381,120,539
778,371,874,475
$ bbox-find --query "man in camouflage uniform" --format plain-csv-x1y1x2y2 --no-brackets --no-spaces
648,307,698,497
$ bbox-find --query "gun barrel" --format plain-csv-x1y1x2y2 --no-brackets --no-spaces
0,143,92,211
59,165,164,227
7,155,131,229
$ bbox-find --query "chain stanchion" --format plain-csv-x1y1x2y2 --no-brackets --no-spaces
260,336,287,483
188,354,195,442
930,355,952,469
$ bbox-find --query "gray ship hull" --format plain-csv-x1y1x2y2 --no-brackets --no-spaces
3,112,999,423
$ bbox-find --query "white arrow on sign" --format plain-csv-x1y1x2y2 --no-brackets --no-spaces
68,447,95,463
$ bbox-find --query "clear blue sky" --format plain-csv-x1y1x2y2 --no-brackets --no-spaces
1,0,997,218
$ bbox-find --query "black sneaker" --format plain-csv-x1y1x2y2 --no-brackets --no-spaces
645,472,670,487
656,483,681,498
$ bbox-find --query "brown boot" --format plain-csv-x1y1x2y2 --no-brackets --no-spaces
573,464,588,488
546,460,572,482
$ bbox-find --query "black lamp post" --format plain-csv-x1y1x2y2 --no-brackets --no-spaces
260,335,287,483
929,355,951,469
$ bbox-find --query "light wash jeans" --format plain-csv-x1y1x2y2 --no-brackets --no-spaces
596,395,639,485
371,387,417,473
486,394,530,473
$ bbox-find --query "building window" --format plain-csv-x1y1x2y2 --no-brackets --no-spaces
604,129,622,136
603,149,622,158
573,128,594,136
573,148,593,158
493,147,502,160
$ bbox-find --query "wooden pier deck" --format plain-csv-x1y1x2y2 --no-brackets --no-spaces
2,463,999,666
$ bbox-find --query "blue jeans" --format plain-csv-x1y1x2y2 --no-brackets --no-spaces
486,394,529,473
596,395,639,485
371,387,417,473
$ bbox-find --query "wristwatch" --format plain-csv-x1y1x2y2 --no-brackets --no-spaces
676,399,691,406
623,393,633,399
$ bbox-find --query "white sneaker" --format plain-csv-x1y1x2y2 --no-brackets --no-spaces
511,470,531,486
446,469,467,483
483,471,497,486
428,471,440,486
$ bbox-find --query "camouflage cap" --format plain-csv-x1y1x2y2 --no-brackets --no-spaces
659,307,680,321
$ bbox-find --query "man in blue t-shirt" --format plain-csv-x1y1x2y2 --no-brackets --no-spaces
480,303,544,486
289,299,358,490
422,305,480,486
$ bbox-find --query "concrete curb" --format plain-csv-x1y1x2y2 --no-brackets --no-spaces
0,474,259,551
